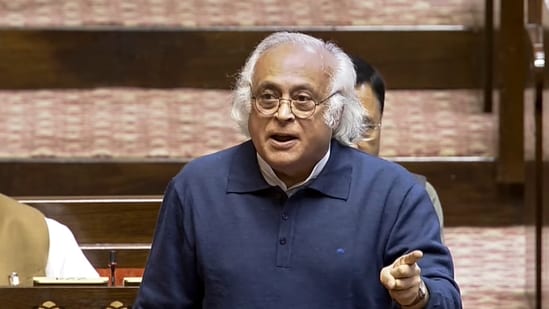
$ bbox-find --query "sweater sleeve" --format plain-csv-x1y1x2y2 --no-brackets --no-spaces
385,183,462,309
134,180,203,308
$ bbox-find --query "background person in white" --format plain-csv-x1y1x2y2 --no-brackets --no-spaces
44,217,99,278
0,193,98,286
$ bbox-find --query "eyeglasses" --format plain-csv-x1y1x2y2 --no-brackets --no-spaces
252,91,339,119
359,121,382,141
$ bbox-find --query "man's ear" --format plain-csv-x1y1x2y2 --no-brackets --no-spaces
333,105,344,129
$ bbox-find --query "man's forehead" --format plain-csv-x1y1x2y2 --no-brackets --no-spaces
264,43,333,65
356,83,382,119
253,43,335,83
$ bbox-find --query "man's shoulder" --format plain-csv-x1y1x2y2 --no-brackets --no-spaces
346,147,414,178
334,145,416,186
412,173,427,186
175,141,252,179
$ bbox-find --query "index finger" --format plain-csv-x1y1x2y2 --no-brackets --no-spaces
398,250,423,266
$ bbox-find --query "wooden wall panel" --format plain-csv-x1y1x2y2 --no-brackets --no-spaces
497,0,526,184
1,159,523,227
19,196,161,269
24,197,161,244
0,28,482,90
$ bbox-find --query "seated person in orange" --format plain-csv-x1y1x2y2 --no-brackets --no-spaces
351,56,444,240
0,193,99,286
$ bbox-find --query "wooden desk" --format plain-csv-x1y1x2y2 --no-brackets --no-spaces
0,287,138,309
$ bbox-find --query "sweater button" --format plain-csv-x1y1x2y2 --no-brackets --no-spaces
279,238,287,245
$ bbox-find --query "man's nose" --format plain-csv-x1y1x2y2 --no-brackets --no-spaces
275,100,295,120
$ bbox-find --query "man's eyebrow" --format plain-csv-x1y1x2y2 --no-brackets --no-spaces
254,81,316,93
254,81,277,90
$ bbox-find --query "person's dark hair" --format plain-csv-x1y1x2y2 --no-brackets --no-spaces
351,56,386,114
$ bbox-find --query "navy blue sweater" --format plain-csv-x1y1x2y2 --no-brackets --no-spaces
135,140,461,308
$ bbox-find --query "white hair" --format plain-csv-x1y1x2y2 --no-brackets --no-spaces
230,31,366,146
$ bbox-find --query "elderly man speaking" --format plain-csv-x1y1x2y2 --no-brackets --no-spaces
134,32,461,309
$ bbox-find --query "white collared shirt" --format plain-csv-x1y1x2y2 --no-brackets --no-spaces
257,145,331,196
44,218,100,278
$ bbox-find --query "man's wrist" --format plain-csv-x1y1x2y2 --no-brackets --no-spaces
401,280,428,308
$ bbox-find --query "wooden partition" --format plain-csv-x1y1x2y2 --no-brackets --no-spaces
525,24,544,308
0,287,138,309
5,159,524,227
0,27,482,91
18,196,162,269
497,0,526,184
524,1,546,307
0,159,182,196
538,80,549,308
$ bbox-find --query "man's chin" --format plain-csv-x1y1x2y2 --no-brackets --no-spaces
267,160,297,173
264,156,296,170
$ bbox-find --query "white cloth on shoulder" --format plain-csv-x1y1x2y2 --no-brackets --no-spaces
44,218,99,278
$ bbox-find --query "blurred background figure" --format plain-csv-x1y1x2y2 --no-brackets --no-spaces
0,193,99,286
352,56,444,240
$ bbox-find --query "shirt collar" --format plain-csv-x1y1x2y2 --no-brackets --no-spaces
227,140,352,201
257,143,331,196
